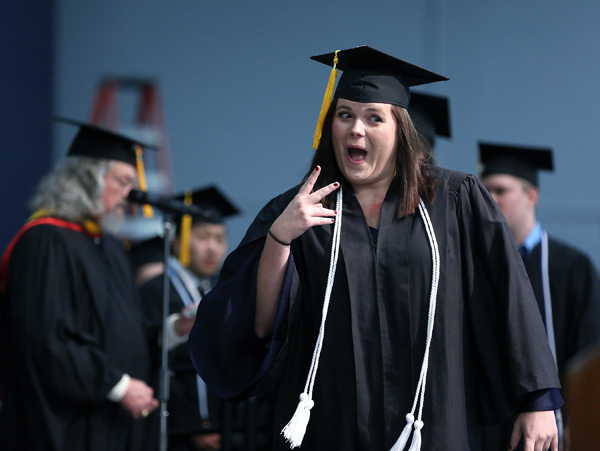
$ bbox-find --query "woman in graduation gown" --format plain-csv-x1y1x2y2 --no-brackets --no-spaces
189,46,561,451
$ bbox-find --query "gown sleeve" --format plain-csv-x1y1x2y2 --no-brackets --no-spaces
189,186,300,400
4,225,125,405
456,174,561,423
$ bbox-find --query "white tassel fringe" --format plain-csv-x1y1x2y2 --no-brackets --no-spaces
407,420,424,451
281,393,314,448
390,413,415,451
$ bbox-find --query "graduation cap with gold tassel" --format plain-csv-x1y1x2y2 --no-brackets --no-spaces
310,46,449,149
173,186,240,267
54,117,158,218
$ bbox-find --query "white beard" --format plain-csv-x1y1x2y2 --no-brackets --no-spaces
99,209,125,235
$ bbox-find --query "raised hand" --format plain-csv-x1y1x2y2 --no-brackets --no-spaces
269,166,339,244
256,166,340,337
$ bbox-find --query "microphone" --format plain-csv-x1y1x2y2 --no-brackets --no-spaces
127,190,201,216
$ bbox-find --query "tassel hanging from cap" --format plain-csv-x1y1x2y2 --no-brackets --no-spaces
135,145,153,218
178,189,193,267
312,50,339,150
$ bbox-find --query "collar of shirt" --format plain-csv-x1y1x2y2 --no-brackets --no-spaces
520,221,543,258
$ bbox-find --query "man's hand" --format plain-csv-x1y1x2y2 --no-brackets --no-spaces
510,411,558,451
120,378,159,418
191,433,221,450
175,306,197,337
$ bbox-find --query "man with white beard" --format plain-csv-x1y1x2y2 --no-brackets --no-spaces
0,118,173,451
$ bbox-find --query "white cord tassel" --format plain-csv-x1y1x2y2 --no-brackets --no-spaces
389,199,440,451
390,414,414,451
407,421,424,451
282,186,344,448
280,393,314,448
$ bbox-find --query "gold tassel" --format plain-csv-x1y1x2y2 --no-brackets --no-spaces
312,50,339,150
135,145,154,218
179,189,193,266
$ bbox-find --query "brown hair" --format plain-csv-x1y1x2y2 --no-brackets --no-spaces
304,99,435,218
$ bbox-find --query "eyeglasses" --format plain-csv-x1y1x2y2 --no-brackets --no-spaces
110,174,136,191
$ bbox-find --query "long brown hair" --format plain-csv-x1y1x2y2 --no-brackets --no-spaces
304,98,435,218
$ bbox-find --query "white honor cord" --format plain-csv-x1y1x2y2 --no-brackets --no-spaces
541,231,557,363
281,185,343,448
541,231,563,438
390,198,440,451
281,191,440,451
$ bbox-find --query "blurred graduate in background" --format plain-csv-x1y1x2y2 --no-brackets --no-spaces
479,143,600,450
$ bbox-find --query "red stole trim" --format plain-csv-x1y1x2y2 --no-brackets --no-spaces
1,217,102,294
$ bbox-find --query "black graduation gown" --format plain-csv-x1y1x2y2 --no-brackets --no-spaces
189,166,560,451
140,273,225,437
523,237,600,381
0,221,153,451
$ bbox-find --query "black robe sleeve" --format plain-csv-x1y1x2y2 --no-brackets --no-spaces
189,186,300,400
457,175,561,423
4,225,124,405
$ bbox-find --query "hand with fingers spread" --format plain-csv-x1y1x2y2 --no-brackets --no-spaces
269,166,339,245
510,411,558,451
255,166,339,338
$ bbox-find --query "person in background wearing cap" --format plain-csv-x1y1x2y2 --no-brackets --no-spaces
139,186,244,451
0,119,160,451
189,46,561,451
407,91,451,161
479,142,600,451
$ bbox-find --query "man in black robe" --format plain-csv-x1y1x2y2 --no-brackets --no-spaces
0,119,162,451
139,186,262,451
479,142,600,449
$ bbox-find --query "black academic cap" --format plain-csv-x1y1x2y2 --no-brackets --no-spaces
311,46,449,109
129,236,164,270
174,186,240,226
479,142,554,187
54,117,157,167
408,92,451,148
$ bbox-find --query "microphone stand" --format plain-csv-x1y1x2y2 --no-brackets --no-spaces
159,214,175,451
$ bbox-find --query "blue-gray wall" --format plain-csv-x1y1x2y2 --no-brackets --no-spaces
52,1,600,265
1,0,53,250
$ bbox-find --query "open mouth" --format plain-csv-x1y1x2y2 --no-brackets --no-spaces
348,146,367,163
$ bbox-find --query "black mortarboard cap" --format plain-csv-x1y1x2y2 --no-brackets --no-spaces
310,46,449,109
55,117,157,167
479,142,554,187
129,236,164,270
174,186,240,226
408,92,451,147
174,186,239,266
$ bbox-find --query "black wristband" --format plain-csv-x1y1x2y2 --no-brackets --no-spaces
268,229,291,246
